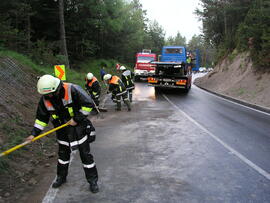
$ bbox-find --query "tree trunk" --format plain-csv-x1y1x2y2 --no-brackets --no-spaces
59,0,70,68
27,13,31,52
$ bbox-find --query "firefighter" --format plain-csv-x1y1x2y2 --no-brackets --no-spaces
85,72,101,112
116,63,121,71
25,75,99,193
100,67,106,83
103,74,131,111
119,66,135,102
186,54,192,74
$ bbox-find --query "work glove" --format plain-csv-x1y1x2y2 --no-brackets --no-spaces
25,135,34,143
68,118,77,126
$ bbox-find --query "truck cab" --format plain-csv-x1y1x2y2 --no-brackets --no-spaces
160,46,187,63
148,46,192,92
134,49,157,81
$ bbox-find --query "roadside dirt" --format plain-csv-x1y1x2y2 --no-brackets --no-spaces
194,52,270,108
0,57,58,203
0,56,104,203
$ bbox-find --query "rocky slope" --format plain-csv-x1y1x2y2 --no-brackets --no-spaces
0,56,57,203
194,52,270,109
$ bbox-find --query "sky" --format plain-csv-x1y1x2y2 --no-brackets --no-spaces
139,0,202,42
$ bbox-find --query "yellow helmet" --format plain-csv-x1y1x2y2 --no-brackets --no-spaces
37,75,61,95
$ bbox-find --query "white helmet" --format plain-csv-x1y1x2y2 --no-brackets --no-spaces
120,66,126,71
37,74,61,95
86,72,94,80
103,74,112,81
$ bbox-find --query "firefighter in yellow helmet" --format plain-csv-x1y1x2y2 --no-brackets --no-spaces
103,74,131,111
25,75,99,193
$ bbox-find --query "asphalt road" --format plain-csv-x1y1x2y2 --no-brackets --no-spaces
43,77,270,203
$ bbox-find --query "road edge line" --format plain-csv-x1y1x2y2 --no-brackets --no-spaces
42,151,77,203
194,84,270,116
162,93,270,181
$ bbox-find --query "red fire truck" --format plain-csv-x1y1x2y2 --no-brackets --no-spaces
134,49,157,81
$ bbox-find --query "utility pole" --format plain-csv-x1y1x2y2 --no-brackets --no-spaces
58,0,70,68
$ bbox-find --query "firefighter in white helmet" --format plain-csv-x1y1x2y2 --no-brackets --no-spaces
119,66,135,102
25,74,99,193
103,74,131,111
85,72,101,113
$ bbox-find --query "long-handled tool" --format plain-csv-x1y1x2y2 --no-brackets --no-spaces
92,99,105,119
0,122,70,157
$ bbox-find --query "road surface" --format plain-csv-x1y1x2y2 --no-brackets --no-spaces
43,77,270,203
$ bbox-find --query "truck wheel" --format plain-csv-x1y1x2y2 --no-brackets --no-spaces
134,76,140,82
154,86,160,93
183,84,191,93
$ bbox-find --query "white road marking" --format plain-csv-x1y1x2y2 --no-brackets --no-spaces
194,85,270,116
42,151,77,203
162,93,270,180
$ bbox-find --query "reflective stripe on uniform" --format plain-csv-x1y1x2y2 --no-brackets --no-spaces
116,90,127,96
70,135,88,147
57,139,69,146
68,107,74,117
90,131,96,136
52,114,59,119
58,159,70,165
34,119,48,130
127,86,135,90
125,76,130,86
80,107,92,115
34,123,45,130
83,162,96,168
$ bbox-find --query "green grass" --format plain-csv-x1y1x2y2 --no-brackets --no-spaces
234,88,245,96
0,50,49,75
0,157,10,173
0,49,132,88
0,49,135,172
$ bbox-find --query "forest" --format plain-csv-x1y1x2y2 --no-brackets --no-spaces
0,0,269,69
196,0,270,69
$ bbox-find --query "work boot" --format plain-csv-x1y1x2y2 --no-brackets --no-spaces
125,100,131,111
52,177,66,188
89,181,99,193
115,102,121,111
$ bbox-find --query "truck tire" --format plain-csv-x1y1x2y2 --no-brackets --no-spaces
134,76,140,82
183,83,191,93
